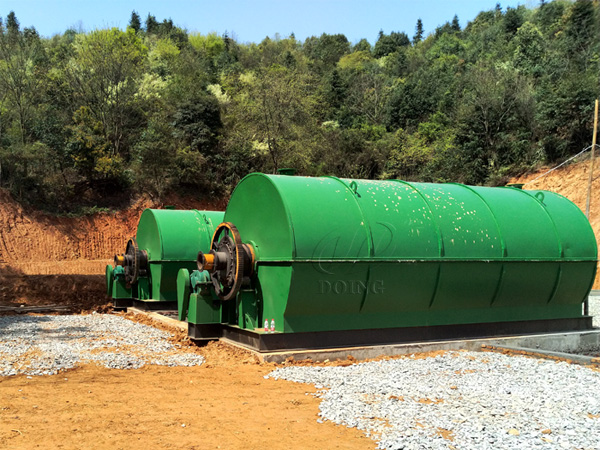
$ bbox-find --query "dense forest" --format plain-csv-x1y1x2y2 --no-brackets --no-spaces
0,1,598,212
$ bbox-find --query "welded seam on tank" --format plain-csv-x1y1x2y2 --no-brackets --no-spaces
384,180,445,308
542,191,599,259
152,210,164,261
326,176,374,312
448,183,507,256
195,210,211,251
326,176,374,257
266,174,298,259
452,183,506,306
388,180,445,308
514,189,564,257
512,188,565,305
546,268,564,305
390,180,445,257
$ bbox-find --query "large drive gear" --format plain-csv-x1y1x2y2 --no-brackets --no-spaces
197,222,254,301
114,237,148,288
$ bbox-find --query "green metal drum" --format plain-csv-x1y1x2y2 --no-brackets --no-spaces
106,209,224,307
200,174,597,335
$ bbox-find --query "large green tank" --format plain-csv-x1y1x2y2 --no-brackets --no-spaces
107,208,224,309
193,174,597,348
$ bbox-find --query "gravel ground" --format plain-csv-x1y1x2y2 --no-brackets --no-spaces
0,313,204,376
269,296,600,450
270,352,600,450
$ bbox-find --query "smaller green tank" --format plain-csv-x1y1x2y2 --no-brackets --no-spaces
106,208,224,309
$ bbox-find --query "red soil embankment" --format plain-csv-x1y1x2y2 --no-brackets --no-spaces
0,190,224,310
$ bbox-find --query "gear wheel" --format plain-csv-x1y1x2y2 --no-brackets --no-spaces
122,238,148,288
203,222,253,301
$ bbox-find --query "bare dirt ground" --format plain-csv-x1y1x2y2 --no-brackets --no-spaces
0,340,372,450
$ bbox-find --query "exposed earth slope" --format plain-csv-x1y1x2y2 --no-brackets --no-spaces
0,192,224,310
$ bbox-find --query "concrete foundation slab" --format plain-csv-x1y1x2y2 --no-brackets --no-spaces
126,299,600,364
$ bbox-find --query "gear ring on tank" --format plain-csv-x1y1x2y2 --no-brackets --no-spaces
123,238,148,288
209,223,247,301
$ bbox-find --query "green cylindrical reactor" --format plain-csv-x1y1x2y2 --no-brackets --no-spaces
136,209,224,302
108,208,224,305
220,174,597,333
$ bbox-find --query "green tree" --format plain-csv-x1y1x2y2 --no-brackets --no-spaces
341,61,389,126
67,28,147,158
132,111,176,195
564,0,598,68
68,106,122,183
325,68,345,112
353,38,371,53
173,94,222,154
0,13,46,145
6,11,19,38
513,22,545,76
145,14,159,34
373,31,410,58
504,7,524,35
225,65,319,172
451,15,460,32
129,11,142,33
386,53,460,130
536,71,598,160
303,33,350,72
413,19,424,43
455,63,535,183
535,0,565,31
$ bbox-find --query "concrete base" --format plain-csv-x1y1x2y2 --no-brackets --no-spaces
481,344,600,366
126,301,600,365
482,329,600,354
221,329,600,363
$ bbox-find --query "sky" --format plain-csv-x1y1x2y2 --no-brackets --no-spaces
2,0,530,44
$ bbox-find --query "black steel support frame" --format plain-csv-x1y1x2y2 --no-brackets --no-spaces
131,299,178,311
112,298,133,309
188,317,593,352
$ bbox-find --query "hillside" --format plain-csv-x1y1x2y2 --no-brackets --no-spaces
1,3,598,212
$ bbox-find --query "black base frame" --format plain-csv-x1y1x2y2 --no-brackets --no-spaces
112,298,133,310
188,317,593,352
131,299,178,311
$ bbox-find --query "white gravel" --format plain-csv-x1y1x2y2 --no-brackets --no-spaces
269,352,600,450
269,295,600,450
0,313,204,376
